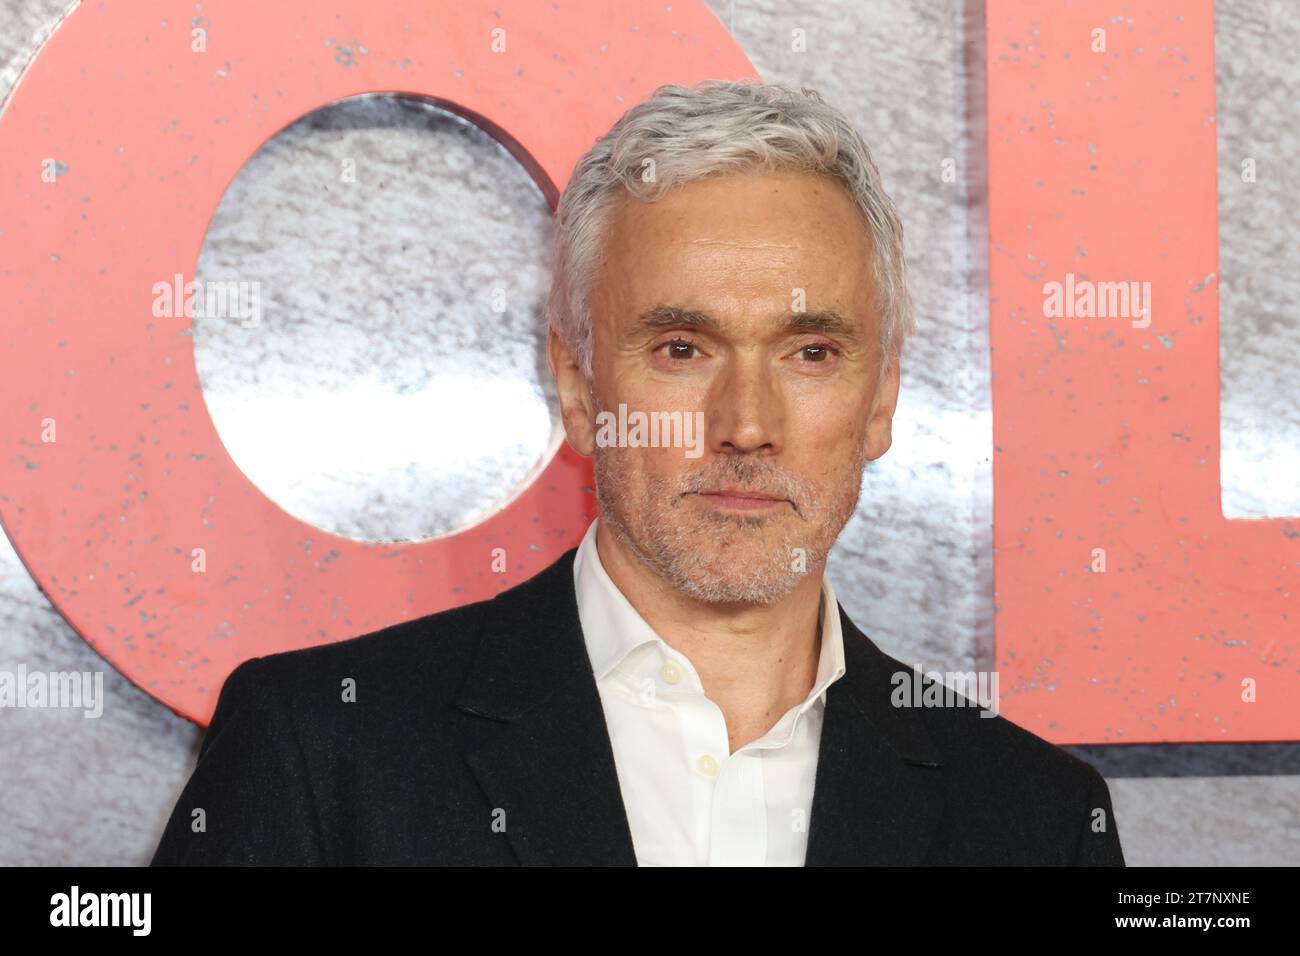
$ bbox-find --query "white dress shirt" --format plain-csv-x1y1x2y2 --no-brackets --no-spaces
572,517,847,866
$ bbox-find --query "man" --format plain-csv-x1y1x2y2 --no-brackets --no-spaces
151,80,1124,866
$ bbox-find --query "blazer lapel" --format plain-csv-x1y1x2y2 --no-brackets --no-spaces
455,548,639,866
805,604,947,865
455,549,946,866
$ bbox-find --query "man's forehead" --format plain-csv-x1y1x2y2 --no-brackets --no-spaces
606,169,871,244
593,171,879,338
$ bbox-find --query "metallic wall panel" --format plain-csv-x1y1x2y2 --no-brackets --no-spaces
0,0,1296,865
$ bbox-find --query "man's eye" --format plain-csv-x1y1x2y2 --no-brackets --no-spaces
799,343,840,362
661,339,699,360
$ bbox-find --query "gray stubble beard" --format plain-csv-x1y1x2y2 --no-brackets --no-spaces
592,439,869,607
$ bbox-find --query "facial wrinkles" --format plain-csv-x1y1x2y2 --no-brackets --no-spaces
589,173,880,607
679,238,805,290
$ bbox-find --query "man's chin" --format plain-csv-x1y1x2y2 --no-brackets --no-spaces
672,565,805,607
656,532,808,605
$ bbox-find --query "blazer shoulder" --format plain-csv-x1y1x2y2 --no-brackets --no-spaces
234,595,494,716
867,644,1123,863
875,646,1094,782
208,548,579,728
242,547,579,692
876,649,1114,801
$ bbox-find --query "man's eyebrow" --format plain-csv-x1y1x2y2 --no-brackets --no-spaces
784,309,862,340
629,305,864,342
629,306,722,336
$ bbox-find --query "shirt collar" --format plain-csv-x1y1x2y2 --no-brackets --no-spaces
572,517,847,709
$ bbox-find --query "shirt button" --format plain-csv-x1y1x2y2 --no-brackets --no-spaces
660,661,682,684
695,754,718,778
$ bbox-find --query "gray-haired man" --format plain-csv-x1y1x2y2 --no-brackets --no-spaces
153,80,1124,867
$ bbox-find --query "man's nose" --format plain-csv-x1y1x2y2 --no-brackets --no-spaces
704,354,784,456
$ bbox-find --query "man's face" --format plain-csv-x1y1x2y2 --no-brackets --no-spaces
550,168,900,606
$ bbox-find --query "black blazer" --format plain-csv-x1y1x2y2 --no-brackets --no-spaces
151,546,1125,866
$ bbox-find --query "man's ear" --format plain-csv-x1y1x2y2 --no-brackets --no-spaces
864,352,901,462
547,326,598,457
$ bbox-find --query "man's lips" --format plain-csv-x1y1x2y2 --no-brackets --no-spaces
693,487,790,511
700,487,785,500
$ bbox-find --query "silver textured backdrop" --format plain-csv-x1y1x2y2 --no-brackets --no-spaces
0,0,1296,865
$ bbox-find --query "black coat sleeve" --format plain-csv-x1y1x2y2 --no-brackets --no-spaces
1072,765,1125,866
150,657,326,865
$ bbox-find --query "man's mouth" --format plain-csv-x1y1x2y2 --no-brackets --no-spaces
693,487,789,512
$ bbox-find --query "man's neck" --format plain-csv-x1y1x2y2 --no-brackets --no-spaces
594,520,824,755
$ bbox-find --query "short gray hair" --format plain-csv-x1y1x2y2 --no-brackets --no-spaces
544,79,914,380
